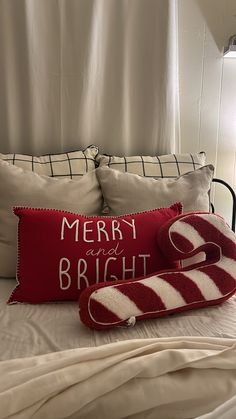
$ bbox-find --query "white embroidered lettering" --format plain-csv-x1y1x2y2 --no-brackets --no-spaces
107,242,124,256
111,220,123,240
86,248,98,256
77,259,89,289
138,254,150,275
96,258,100,283
122,256,136,279
60,217,80,241
83,221,94,243
85,243,124,257
122,219,136,239
104,257,118,281
97,220,109,242
59,258,71,290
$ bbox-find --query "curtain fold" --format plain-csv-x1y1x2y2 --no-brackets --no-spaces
0,0,179,156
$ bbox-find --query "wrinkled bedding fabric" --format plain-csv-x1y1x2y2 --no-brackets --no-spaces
1,280,236,361
196,393,236,419
1,280,236,418
1,337,236,419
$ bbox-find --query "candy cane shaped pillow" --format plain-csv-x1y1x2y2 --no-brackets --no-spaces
79,212,236,329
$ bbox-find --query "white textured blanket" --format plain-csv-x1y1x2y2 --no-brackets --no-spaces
1,279,236,362
1,337,236,419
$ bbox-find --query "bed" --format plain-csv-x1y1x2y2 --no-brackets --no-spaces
1,279,236,359
0,148,236,419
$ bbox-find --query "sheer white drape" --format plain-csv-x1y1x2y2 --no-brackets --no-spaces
0,0,179,155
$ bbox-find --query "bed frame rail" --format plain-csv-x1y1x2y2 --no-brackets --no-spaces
211,178,236,232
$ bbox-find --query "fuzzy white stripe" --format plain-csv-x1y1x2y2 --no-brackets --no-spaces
215,256,236,278
184,270,222,300
170,220,205,251
140,277,186,309
199,214,236,244
92,287,143,319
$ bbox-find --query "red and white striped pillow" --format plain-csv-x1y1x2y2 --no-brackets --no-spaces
79,212,236,329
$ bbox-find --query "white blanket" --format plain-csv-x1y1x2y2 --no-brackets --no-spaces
196,394,236,419
1,337,236,419
1,280,236,361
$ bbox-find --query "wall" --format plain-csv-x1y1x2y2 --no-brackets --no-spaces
178,0,236,225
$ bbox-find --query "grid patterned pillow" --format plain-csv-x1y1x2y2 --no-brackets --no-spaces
0,145,98,179
96,152,206,178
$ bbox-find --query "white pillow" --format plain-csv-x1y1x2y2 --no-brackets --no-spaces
0,145,98,179
96,152,206,177
0,160,103,278
96,165,214,216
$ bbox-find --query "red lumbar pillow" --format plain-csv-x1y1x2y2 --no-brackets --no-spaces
79,212,236,329
8,203,181,304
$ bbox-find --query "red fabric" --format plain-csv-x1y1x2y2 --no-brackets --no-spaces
8,203,181,303
79,212,236,330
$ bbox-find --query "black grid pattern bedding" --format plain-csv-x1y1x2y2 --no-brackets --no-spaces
96,152,206,178
0,145,98,179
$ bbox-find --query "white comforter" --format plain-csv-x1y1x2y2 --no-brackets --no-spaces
1,280,236,418
1,337,236,419
197,394,236,419
1,280,236,361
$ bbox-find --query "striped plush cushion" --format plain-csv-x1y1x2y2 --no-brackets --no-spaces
0,145,98,179
96,152,206,178
79,212,236,329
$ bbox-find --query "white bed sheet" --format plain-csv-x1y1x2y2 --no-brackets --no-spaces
1,279,236,361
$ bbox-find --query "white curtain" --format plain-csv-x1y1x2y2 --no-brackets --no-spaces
0,0,179,156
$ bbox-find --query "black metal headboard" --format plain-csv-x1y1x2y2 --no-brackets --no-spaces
211,178,236,232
